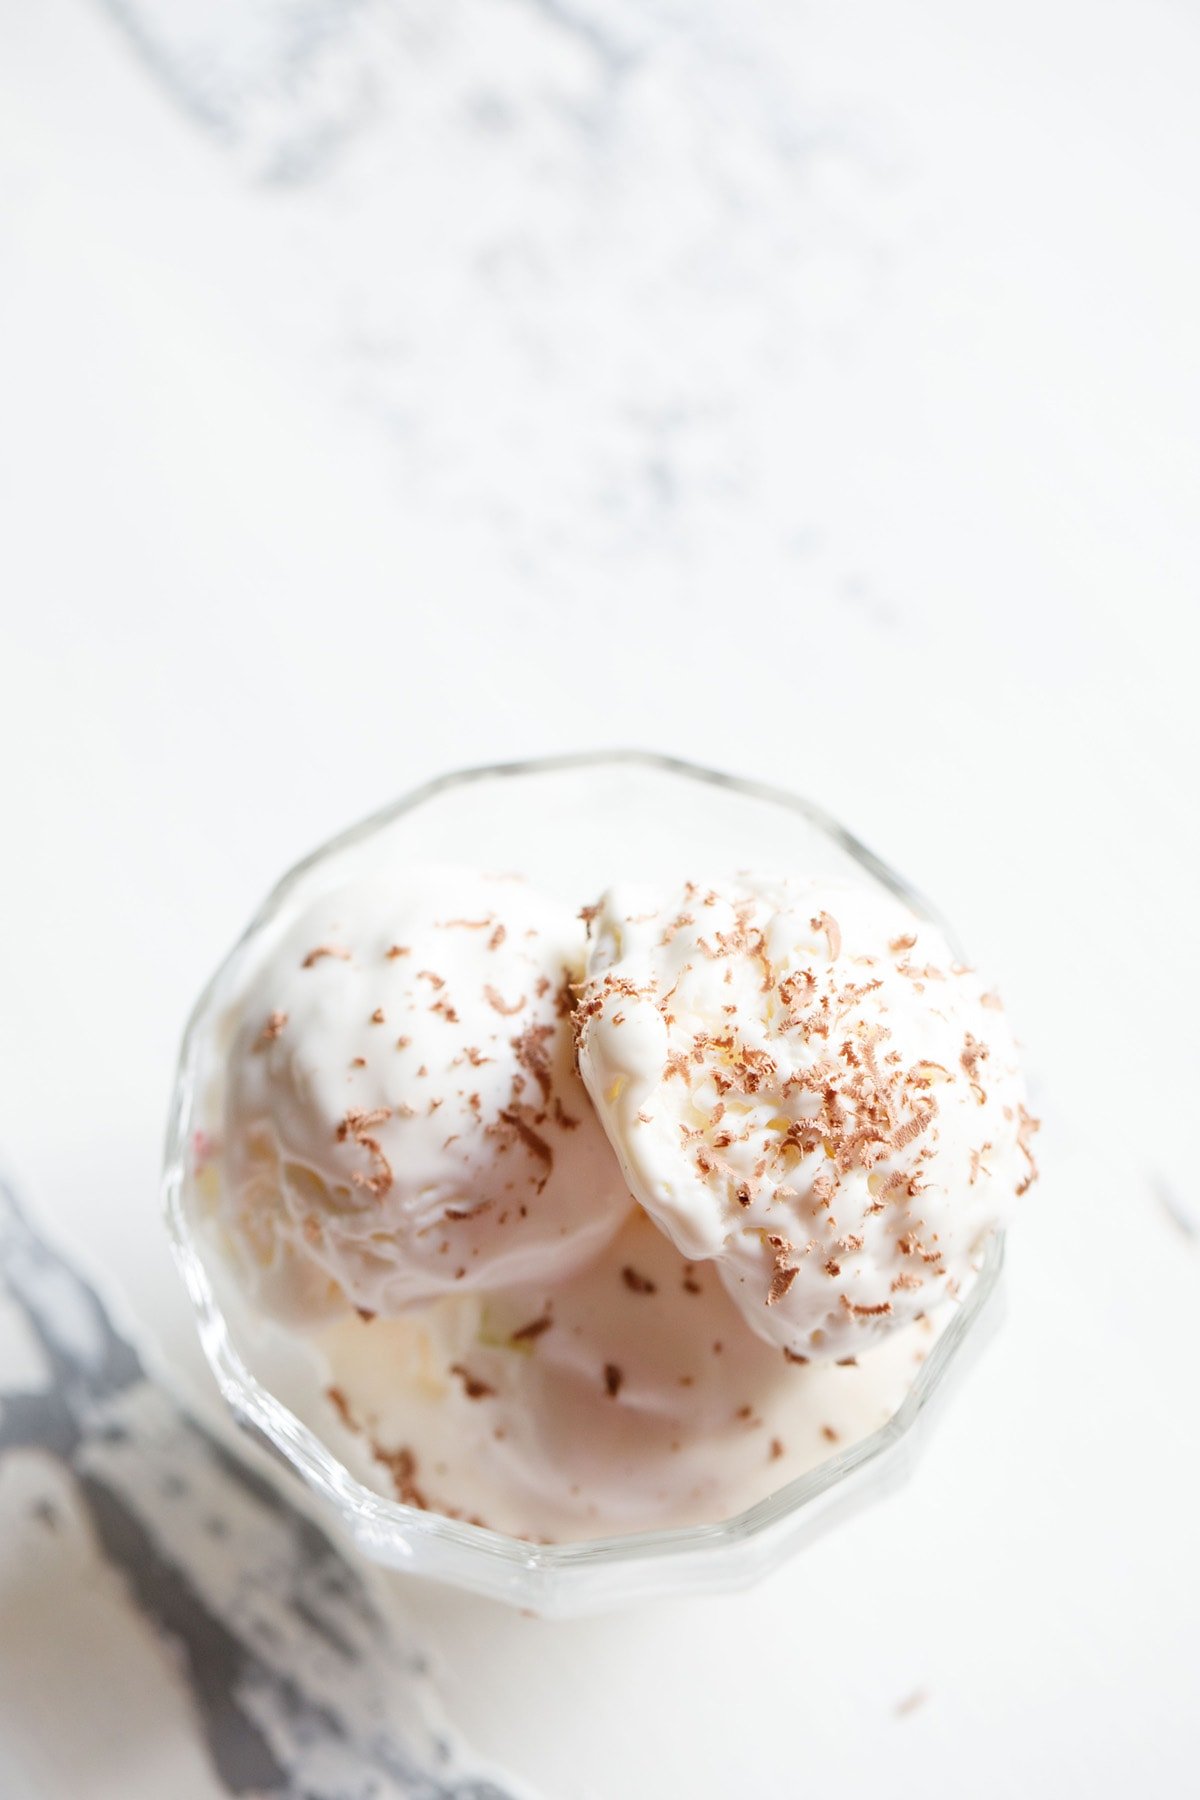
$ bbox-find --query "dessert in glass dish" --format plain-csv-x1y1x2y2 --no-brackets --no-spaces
166,754,1036,1614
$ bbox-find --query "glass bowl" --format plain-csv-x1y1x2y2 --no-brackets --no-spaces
163,752,1006,1618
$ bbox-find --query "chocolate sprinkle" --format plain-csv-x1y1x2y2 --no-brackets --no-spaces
621,1265,658,1295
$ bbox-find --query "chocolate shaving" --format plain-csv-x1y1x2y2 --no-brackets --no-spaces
350,1138,393,1198
892,1106,935,1150
811,911,842,961
659,911,695,946
1015,1103,1040,1196
768,1264,798,1304
809,1171,837,1212
449,1363,496,1399
371,1443,428,1510
326,1386,358,1429
302,945,350,968
840,1295,893,1318
510,1314,553,1343
484,984,525,1017
873,1169,916,1203
336,1107,394,1198
898,1232,943,1265
552,1095,580,1130
254,1010,288,1048
497,1106,554,1184
621,1265,657,1295
603,1362,623,1398
336,1107,392,1140
444,1199,492,1221
512,1022,555,1104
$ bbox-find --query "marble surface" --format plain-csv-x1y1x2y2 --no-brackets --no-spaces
1,0,1198,1794
0,1179,517,1799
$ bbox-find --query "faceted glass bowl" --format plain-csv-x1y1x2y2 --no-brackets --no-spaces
163,751,1006,1618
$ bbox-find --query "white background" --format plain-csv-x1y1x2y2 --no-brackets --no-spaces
1,0,1198,1794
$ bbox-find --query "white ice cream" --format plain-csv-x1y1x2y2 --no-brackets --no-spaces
576,876,1036,1361
189,858,1030,1540
313,1205,943,1540
210,866,632,1322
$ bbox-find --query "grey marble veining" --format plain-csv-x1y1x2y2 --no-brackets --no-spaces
0,1178,518,1800
95,0,910,593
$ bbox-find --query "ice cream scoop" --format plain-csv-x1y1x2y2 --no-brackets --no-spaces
576,875,1036,1361
314,1204,939,1540
213,865,632,1323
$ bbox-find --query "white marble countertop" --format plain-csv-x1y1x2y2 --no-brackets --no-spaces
1,1,1198,1794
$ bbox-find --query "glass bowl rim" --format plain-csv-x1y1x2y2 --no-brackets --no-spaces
162,748,1000,1579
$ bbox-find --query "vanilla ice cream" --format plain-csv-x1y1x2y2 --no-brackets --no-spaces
185,848,1033,1544
210,865,632,1323
576,876,1036,1361
312,1204,943,1540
